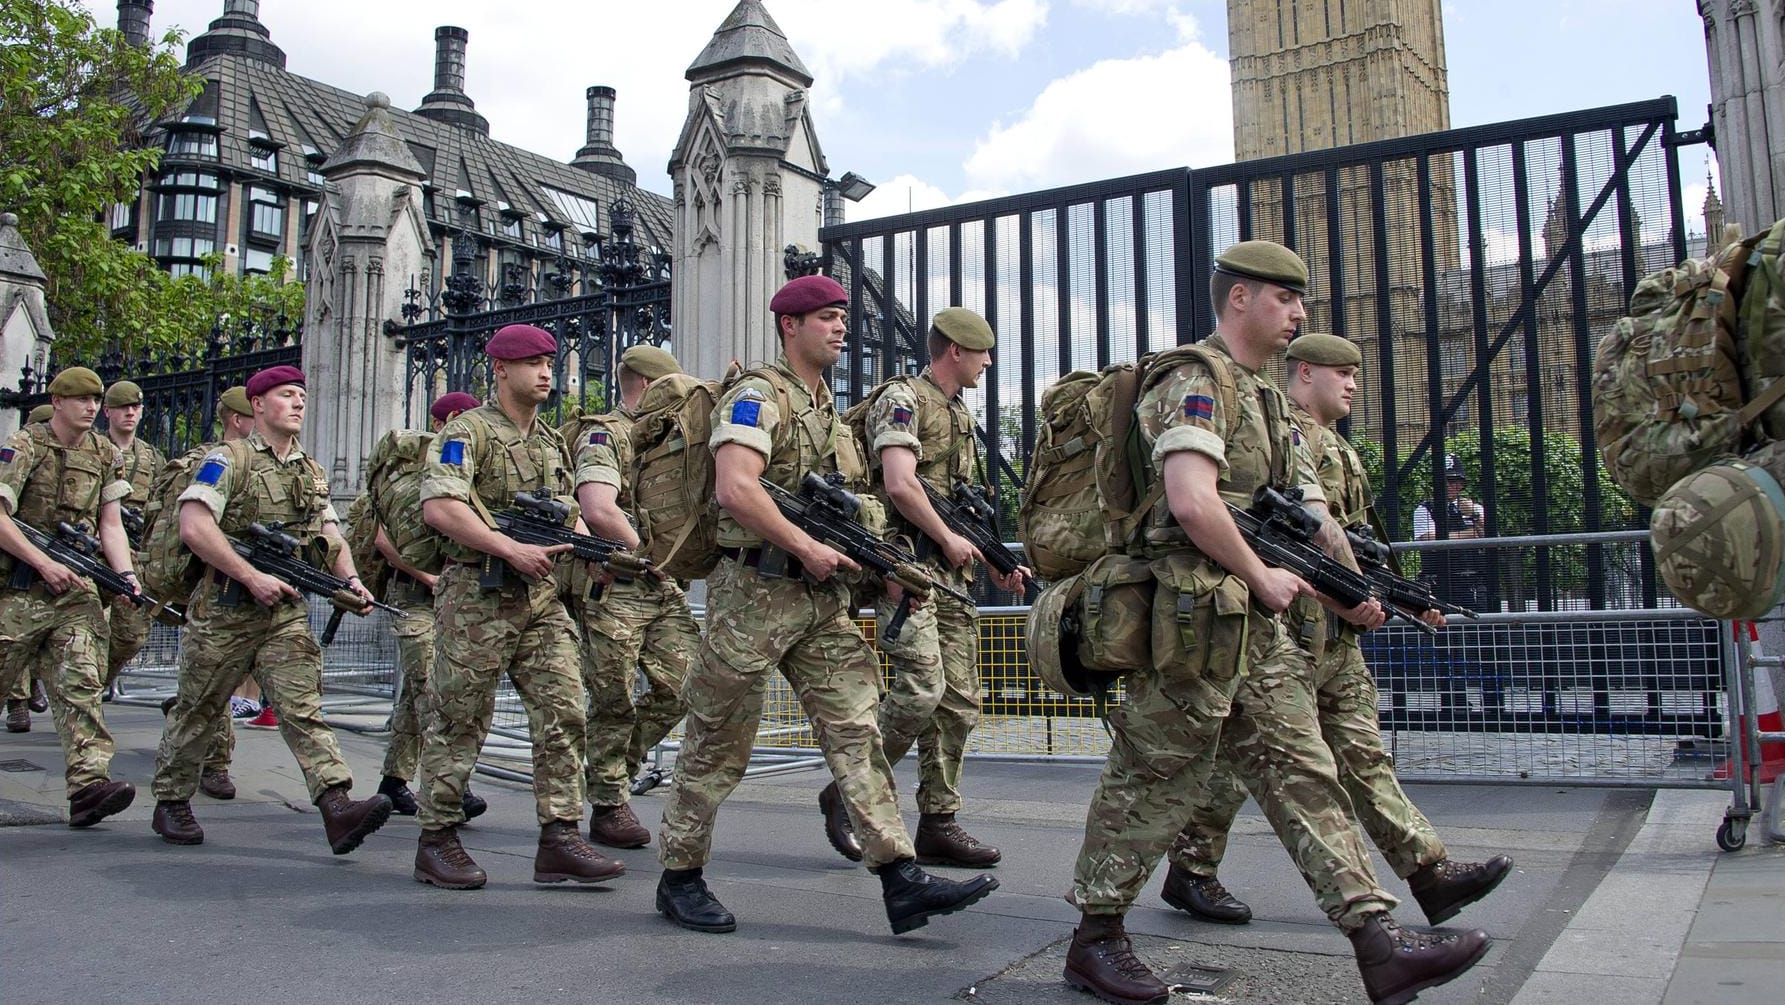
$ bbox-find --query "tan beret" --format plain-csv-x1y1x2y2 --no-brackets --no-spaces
105,380,143,407
47,367,104,398
218,386,253,418
1286,332,1362,368
27,404,52,424
931,307,996,351
620,344,682,381
1214,240,1309,295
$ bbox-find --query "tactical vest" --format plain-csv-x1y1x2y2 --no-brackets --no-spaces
116,437,162,508
216,436,332,543
438,404,574,564
1288,404,1376,650
0,425,119,578
716,360,866,548
866,372,977,529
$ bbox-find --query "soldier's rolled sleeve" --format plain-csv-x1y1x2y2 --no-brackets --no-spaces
419,420,477,504
573,436,624,491
320,502,341,524
101,478,132,505
1144,362,1228,473
1289,421,1328,506
0,433,34,514
708,380,779,460
867,382,923,456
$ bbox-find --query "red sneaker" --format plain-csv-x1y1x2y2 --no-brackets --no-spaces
244,707,279,729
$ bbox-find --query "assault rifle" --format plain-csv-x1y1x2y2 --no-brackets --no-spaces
760,472,976,642
224,522,402,643
1344,524,1479,621
1233,487,1435,637
486,490,661,591
921,479,1036,596
9,518,185,626
120,505,145,551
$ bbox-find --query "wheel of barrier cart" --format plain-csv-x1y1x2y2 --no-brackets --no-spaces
1716,816,1747,852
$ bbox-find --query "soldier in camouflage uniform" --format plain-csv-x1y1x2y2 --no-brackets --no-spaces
816,306,1026,867
1163,333,1513,930
1062,243,1490,1005
571,344,698,849
411,324,624,890
148,366,393,853
99,380,166,698
3,403,55,732
368,391,487,823
655,274,997,936
0,367,141,827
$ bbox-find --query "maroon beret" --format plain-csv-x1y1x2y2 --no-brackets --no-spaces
245,365,305,399
485,323,557,360
430,391,481,422
769,275,848,316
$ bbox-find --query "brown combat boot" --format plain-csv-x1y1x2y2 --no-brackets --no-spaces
1159,862,1252,924
1062,912,1170,1005
588,802,651,848
27,677,48,713
152,799,204,845
315,785,393,855
817,781,863,862
414,826,487,889
914,812,1002,867
1409,855,1513,925
68,780,135,828
1348,911,1491,1005
534,820,626,884
199,769,236,800
5,699,29,732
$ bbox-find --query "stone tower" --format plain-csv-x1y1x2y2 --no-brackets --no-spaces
669,0,828,380
1700,1,1785,235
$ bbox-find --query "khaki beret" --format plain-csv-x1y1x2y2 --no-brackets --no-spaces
930,307,996,351
619,344,682,381
48,367,104,398
27,404,52,424
218,386,253,417
1214,240,1309,295
105,380,143,407
1286,332,1362,368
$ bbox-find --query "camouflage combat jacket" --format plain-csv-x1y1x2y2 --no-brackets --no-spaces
864,369,978,582
420,403,575,566
178,431,337,544
114,435,165,509
0,422,131,582
571,408,638,517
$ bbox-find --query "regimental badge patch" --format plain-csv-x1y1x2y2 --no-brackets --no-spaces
730,400,761,427
195,454,228,486
440,439,467,466
588,431,609,446
1182,394,1214,421
0,448,13,464
1292,428,1303,447
891,406,913,425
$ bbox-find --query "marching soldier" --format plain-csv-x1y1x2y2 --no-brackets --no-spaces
410,324,623,890
0,367,140,827
369,390,487,822
655,274,997,935
1060,243,1490,1005
100,379,166,697
149,366,393,852
571,344,697,848
1163,332,1512,929
3,403,56,732
816,306,1023,867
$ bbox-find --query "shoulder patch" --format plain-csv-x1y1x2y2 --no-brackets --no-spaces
729,400,762,428
440,439,467,466
1292,427,1304,446
588,431,610,446
891,406,913,425
736,387,767,403
194,452,229,486
1183,394,1214,420
0,447,12,464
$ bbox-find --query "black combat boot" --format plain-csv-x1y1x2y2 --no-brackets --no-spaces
6,699,29,732
1409,855,1513,925
462,785,488,820
878,857,998,934
1063,912,1170,1005
414,827,487,889
1347,911,1491,1005
67,780,135,828
315,785,393,855
914,812,1002,867
588,803,651,848
1159,862,1252,924
152,799,204,845
534,820,626,884
27,677,48,713
817,781,863,862
656,867,737,933
377,775,419,816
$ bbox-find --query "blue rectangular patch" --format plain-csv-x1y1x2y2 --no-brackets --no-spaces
729,400,761,428
891,406,913,425
1183,394,1214,420
195,460,226,486
439,439,466,466
1292,428,1303,446
0,447,13,464
588,431,609,446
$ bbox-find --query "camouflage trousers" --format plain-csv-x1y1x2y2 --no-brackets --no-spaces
1171,637,1446,881
874,584,981,814
578,576,696,807
0,584,117,797
380,577,436,783
153,578,352,803
417,564,586,830
103,596,153,687
659,558,916,871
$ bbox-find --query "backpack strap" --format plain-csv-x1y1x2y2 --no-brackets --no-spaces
1738,220,1785,430
1116,344,1244,542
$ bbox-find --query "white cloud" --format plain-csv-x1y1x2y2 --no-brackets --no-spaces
846,173,1006,222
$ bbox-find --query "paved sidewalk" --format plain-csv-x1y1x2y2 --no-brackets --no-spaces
1,703,1779,1005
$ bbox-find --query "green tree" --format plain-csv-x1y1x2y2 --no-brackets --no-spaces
0,0,203,354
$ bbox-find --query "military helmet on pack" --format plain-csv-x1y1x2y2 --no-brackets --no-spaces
1025,574,1127,701
1651,458,1785,619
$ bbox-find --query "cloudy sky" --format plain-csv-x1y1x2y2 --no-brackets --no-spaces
92,0,1716,221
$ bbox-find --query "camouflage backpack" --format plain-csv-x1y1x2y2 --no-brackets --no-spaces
342,491,392,598
1592,220,1785,506
138,437,253,600
364,429,442,577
